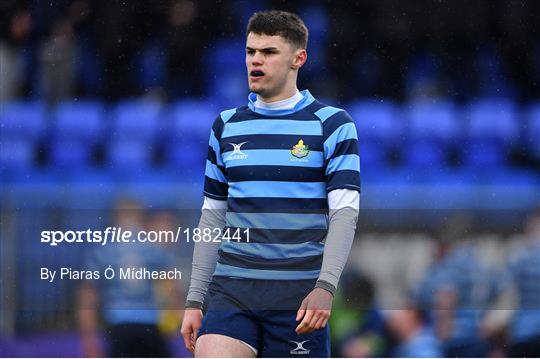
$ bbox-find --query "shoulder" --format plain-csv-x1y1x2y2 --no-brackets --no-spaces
211,105,249,135
307,100,355,138
307,100,353,125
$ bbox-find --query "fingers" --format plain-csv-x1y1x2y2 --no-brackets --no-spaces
296,299,307,321
181,324,199,353
314,313,327,330
295,309,314,334
296,310,330,334
180,326,193,353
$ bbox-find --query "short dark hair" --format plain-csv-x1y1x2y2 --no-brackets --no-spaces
247,10,308,49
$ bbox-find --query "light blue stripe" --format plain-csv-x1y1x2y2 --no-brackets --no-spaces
324,123,358,159
221,241,324,259
214,263,320,280
226,212,328,230
205,160,227,183
208,130,224,166
220,108,236,123
326,154,360,175
223,149,323,167
314,106,343,123
222,120,321,138
228,181,326,198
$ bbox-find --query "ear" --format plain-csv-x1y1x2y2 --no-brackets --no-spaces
291,48,307,70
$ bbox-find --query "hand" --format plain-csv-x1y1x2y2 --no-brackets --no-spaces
295,287,333,335
180,308,203,353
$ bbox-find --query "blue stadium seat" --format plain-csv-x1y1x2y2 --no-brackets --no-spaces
0,140,34,171
169,99,217,139
465,98,518,145
402,100,459,169
527,103,540,159
164,99,219,172
301,4,328,43
406,100,460,143
165,143,205,179
461,98,518,169
0,101,45,140
204,40,248,104
106,140,154,171
50,101,104,168
206,40,246,70
136,40,166,90
462,141,506,169
53,101,104,141
349,100,401,169
403,141,447,169
208,69,248,105
359,140,387,169
112,100,163,141
348,100,401,145
49,141,93,169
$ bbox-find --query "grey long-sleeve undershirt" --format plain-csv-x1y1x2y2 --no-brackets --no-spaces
185,196,359,309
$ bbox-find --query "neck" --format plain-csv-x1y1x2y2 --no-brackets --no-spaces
258,81,298,103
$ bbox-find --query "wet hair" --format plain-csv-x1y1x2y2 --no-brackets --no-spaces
247,10,308,49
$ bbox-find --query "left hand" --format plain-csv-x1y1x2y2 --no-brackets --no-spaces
295,287,333,335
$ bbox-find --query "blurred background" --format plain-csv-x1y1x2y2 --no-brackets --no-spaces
1,0,539,357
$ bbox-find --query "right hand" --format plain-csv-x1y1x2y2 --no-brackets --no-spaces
180,308,203,353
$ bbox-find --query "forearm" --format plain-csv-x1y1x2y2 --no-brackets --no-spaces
316,189,359,294
185,197,226,308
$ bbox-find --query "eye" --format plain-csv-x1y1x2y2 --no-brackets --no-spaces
246,49,255,55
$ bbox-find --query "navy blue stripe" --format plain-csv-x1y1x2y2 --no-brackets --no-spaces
218,250,323,271
233,106,325,122
330,139,359,160
227,165,325,183
219,134,323,152
305,100,328,114
212,116,225,139
228,197,327,212
322,111,354,142
222,227,327,244
326,170,361,191
204,177,228,198
207,145,217,164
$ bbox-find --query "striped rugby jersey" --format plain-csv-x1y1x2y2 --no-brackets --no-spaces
204,90,360,280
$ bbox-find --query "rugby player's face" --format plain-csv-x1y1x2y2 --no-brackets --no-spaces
246,33,296,97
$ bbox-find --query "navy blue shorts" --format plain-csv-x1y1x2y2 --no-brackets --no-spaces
197,276,331,357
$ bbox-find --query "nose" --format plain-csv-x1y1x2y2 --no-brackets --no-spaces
251,51,263,66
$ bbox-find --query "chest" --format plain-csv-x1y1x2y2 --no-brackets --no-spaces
219,119,325,171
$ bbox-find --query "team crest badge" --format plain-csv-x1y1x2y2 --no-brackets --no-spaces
291,139,309,158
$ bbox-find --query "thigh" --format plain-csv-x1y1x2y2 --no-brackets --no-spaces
197,278,262,354
196,334,256,357
259,310,331,357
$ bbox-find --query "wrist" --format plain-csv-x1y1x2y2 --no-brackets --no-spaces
185,300,204,310
315,280,336,296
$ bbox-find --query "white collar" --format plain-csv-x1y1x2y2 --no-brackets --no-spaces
254,90,303,110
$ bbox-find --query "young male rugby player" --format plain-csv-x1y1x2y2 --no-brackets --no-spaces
181,10,360,357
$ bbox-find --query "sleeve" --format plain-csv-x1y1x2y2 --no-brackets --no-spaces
185,196,227,309
315,189,359,294
322,111,361,193
203,117,228,200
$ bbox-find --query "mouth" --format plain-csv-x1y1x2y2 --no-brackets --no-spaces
250,70,265,78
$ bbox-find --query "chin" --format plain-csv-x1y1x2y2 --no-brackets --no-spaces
249,85,263,94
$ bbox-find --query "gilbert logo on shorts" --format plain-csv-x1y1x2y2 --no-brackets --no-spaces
289,340,310,355
227,141,248,160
